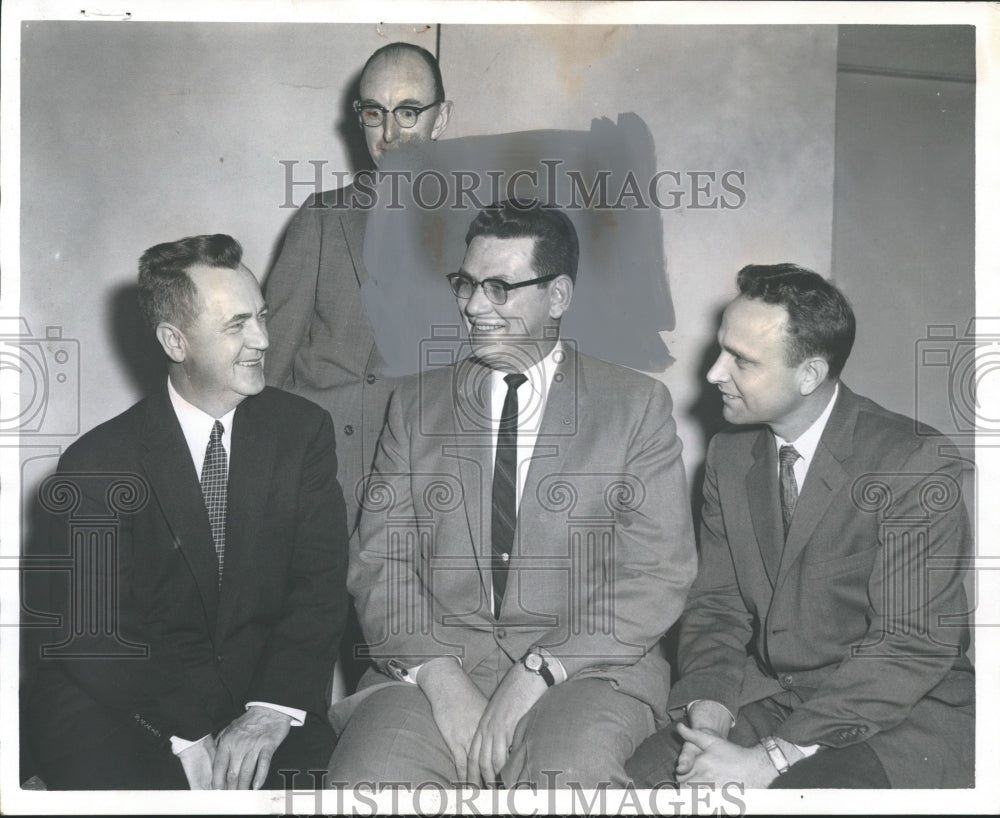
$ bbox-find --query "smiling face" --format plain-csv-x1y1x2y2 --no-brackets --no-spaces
167,264,269,417
358,49,450,167
456,235,572,372
706,296,814,439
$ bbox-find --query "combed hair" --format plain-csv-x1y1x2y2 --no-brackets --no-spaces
736,263,856,378
361,42,445,102
137,234,243,330
465,199,579,284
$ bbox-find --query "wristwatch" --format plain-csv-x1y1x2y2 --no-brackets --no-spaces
760,736,789,775
521,648,555,687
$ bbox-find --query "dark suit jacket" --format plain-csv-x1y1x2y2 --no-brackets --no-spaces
264,186,395,529
668,384,974,787
26,385,349,757
333,349,697,726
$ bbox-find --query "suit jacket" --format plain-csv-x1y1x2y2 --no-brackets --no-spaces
263,186,396,530
668,385,974,787
337,349,697,722
26,385,349,756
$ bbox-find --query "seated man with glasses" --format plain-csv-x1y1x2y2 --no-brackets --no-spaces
327,200,697,788
264,42,453,534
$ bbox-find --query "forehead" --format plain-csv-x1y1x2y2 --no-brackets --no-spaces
462,236,538,282
188,264,262,316
721,296,789,350
360,52,436,103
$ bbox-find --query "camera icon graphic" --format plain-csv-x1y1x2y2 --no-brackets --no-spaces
0,317,80,436
914,319,1000,441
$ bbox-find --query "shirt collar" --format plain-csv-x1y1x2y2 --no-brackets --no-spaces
489,340,563,405
167,377,237,472
773,382,839,468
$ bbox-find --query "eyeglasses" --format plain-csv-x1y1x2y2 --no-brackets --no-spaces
447,272,559,305
353,99,443,129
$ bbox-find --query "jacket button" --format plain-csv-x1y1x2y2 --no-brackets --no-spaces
495,628,506,640
216,654,224,662
344,425,354,436
366,374,377,384
782,674,794,686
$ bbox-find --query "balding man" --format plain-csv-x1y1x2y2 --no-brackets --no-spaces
264,42,453,531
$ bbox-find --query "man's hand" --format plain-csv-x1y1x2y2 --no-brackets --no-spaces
676,699,733,778
675,723,778,789
468,661,548,786
177,735,217,789
417,657,489,785
211,706,293,789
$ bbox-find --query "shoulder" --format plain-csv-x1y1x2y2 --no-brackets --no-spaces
244,386,331,425
59,398,150,469
576,351,665,396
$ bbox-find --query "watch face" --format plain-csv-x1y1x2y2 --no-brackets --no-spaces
525,652,543,671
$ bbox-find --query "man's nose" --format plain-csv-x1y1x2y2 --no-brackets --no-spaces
463,285,493,315
382,112,400,143
706,353,727,384
249,319,269,350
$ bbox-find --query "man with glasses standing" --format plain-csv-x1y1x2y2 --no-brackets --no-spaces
327,201,696,788
264,42,452,532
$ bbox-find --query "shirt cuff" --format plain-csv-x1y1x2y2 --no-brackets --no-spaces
533,646,568,684
685,699,737,727
170,733,210,755
245,702,306,726
793,742,821,758
387,656,463,684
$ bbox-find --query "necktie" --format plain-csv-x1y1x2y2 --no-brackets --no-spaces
491,372,527,618
778,444,801,540
201,420,228,585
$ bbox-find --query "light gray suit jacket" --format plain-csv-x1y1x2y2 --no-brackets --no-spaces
334,348,697,727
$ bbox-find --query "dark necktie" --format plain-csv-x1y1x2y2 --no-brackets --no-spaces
201,420,228,585
778,444,801,539
491,372,527,618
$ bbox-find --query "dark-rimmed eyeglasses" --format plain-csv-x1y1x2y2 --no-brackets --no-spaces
446,272,558,305
353,100,442,129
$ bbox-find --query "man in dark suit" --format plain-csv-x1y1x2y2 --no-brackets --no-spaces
627,264,974,788
264,42,453,529
23,234,348,789
327,201,697,788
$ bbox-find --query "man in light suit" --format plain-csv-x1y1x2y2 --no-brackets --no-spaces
23,234,348,789
264,42,453,530
327,200,697,788
626,264,974,788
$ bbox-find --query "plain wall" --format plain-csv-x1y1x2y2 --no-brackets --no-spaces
18,23,838,500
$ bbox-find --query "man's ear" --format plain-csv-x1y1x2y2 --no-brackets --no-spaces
431,100,453,140
548,275,574,320
797,356,830,396
155,322,187,364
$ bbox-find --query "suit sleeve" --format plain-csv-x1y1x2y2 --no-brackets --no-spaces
666,435,755,716
532,380,699,679
246,408,349,714
774,442,973,748
262,196,323,389
349,385,451,670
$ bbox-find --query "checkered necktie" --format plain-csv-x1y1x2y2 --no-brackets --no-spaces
491,372,527,618
778,444,801,540
200,420,227,585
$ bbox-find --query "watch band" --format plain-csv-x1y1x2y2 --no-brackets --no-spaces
760,736,789,774
521,649,556,687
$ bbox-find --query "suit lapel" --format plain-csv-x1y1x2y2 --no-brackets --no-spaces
775,387,856,586
215,396,277,639
746,429,783,589
140,389,220,624
452,358,494,599
341,202,368,288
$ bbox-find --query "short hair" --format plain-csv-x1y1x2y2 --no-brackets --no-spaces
137,234,243,330
361,42,445,102
736,263,855,378
465,200,579,284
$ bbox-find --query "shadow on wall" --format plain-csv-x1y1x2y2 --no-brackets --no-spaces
108,284,166,400
686,303,728,530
